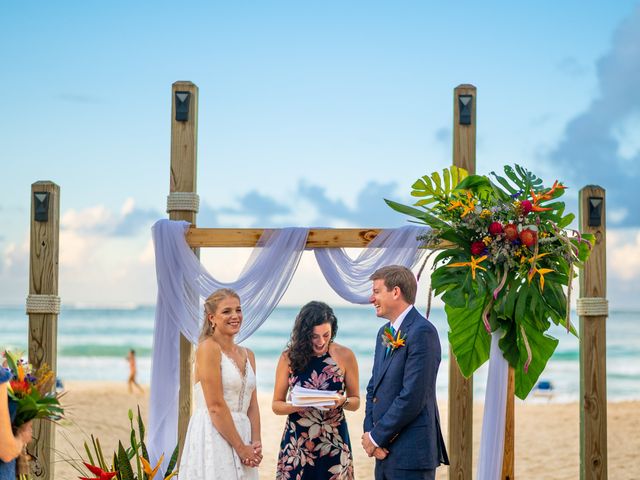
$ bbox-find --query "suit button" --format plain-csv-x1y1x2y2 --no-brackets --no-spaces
373,397,377,403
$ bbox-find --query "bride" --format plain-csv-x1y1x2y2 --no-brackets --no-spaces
179,288,262,479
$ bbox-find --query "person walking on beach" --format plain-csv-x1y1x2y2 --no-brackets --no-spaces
127,350,144,394
362,265,448,480
273,301,360,479
179,288,262,479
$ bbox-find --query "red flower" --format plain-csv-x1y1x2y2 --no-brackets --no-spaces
79,462,117,480
520,200,533,214
520,228,537,248
9,380,31,397
504,224,518,241
471,241,485,256
488,222,503,235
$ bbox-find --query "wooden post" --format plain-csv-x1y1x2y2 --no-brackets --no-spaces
449,84,476,480
579,186,607,480
169,81,199,458
27,181,60,479
501,367,515,479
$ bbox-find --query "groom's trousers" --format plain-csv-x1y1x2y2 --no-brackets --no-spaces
375,461,435,480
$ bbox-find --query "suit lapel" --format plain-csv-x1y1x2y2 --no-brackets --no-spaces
373,308,417,392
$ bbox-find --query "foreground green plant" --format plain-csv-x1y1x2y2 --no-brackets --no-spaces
78,407,178,480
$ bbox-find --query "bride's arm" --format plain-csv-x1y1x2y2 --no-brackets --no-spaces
198,340,258,463
246,349,261,447
272,352,304,415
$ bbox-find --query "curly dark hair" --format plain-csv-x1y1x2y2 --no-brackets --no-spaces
286,301,338,374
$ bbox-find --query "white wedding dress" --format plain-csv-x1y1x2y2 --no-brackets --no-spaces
178,352,258,480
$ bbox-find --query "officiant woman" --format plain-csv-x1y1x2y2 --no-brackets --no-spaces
273,301,359,479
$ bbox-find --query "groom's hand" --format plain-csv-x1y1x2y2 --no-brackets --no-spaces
373,447,389,460
361,432,377,456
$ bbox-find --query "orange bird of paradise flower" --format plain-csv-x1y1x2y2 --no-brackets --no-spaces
141,454,178,480
382,327,406,350
530,181,567,212
447,255,488,280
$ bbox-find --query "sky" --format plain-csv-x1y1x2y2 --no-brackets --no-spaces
1,1,640,308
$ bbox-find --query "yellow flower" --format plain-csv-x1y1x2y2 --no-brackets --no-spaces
447,199,463,211
528,266,554,291
460,191,476,217
447,255,488,280
482,236,492,246
480,209,492,218
141,455,175,480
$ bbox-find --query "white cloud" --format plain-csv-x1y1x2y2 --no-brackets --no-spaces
61,205,113,233
608,229,640,280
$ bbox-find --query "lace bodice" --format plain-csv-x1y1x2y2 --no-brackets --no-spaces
194,351,256,414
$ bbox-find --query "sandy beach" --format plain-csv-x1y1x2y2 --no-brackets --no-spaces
50,381,639,479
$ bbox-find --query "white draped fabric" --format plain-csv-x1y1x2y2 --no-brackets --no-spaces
148,220,429,469
477,330,510,480
315,225,430,304
148,220,309,467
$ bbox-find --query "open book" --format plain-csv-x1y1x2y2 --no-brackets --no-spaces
287,385,342,408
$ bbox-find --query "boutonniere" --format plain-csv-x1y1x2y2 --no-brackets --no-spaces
381,327,407,352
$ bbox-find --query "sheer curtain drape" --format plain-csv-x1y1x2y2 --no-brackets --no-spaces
148,220,309,466
148,220,428,468
315,225,429,304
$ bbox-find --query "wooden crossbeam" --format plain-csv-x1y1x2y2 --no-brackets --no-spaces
186,227,383,248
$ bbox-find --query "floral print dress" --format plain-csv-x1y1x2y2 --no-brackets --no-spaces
276,352,354,480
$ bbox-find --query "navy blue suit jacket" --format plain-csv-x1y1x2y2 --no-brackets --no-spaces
364,307,449,471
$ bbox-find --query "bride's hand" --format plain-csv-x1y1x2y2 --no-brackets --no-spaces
237,444,261,467
251,440,262,456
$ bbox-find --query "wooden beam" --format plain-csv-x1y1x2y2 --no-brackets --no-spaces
186,227,382,248
169,81,199,461
449,84,476,480
28,181,60,479
579,186,607,480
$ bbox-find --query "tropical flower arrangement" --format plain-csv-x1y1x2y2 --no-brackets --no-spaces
380,327,406,354
3,350,64,428
2,350,65,479
73,407,178,480
386,165,594,398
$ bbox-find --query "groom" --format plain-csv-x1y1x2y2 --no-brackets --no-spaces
362,265,448,480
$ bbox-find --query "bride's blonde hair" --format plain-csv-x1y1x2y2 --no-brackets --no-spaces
199,288,240,342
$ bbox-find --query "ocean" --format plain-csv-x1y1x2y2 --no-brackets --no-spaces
1,306,638,402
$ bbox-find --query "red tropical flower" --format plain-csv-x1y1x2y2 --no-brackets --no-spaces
79,462,117,480
519,228,537,248
488,222,503,235
471,241,485,255
503,224,518,241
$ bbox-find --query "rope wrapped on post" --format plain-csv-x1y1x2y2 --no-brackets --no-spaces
166,192,200,213
576,297,608,317
26,294,61,315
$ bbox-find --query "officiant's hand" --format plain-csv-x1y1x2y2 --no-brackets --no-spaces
329,395,347,410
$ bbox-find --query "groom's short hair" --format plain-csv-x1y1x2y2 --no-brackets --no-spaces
370,265,417,304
